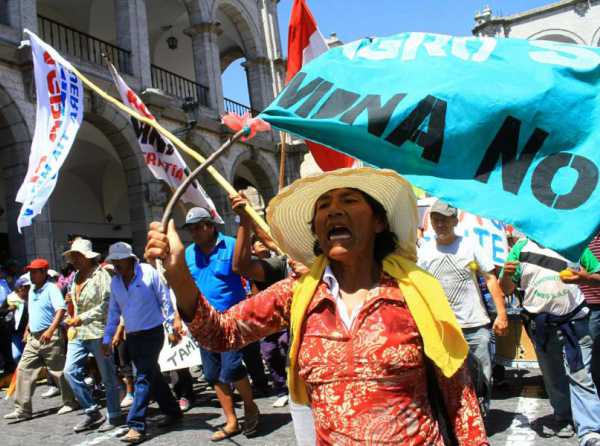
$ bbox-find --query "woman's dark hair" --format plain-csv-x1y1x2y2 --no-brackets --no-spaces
311,189,398,264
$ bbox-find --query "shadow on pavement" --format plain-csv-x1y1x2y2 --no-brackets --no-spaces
485,408,518,436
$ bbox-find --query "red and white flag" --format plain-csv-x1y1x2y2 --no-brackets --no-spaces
108,64,222,223
286,0,357,171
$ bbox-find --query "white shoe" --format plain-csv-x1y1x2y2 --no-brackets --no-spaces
120,393,134,408
272,395,289,408
83,377,94,387
41,387,60,398
57,404,77,415
4,410,32,421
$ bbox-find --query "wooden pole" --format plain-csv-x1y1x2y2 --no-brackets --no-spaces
278,131,287,190
66,63,273,238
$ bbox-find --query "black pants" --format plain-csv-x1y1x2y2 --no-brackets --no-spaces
242,341,269,391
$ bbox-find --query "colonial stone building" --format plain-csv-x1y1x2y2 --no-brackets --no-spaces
0,0,304,267
473,0,600,45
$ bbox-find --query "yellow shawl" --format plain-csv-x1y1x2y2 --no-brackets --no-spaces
287,254,468,404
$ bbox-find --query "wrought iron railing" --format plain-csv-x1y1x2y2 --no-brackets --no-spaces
37,15,132,74
224,97,257,116
150,64,209,108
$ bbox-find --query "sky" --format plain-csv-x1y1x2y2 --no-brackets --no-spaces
221,0,552,107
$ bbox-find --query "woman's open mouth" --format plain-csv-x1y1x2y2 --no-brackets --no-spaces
328,225,352,241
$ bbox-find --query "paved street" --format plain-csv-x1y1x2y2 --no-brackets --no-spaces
0,368,581,446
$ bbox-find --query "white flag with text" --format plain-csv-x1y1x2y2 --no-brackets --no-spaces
108,64,223,223
16,30,84,232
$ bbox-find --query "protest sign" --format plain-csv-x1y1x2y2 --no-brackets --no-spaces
16,30,84,231
109,64,222,222
419,198,508,265
158,329,202,372
260,32,600,260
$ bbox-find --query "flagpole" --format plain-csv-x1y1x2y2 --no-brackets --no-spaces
66,64,273,239
277,131,287,190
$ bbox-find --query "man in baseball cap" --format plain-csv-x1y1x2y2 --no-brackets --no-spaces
5,258,77,421
418,199,508,416
183,207,217,228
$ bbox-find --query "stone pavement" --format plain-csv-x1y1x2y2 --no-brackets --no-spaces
0,368,583,445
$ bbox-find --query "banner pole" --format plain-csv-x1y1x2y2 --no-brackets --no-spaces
66,64,273,239
278,131,287,190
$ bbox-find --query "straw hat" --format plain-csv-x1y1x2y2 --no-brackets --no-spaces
266,167,418,266
63,238,100,260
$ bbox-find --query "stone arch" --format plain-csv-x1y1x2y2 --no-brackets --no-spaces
211,0,266,60
229,147,278,212
528,29,584,45
0,84,35,265
48,97,157,259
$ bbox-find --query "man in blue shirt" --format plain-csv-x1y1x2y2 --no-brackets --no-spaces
184,207,260,441
102,242,181,444
4,259,77,421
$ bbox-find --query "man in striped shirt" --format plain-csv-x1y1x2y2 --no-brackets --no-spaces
501,238,600,445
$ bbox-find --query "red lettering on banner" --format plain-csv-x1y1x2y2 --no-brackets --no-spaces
145,152,157,165
43,51,55,66
126,90,153,119
30,155,48,183
174,168,183,181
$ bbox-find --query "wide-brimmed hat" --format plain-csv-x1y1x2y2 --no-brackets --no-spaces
63,238,100,260
266,167,418,266
105,242,139,263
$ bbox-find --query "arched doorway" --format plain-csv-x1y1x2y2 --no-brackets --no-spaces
49,121,133,259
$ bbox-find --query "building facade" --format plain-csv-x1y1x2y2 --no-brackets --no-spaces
473,0,600,46
0,0,305,267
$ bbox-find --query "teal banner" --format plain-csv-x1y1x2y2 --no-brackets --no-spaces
260,32,600,260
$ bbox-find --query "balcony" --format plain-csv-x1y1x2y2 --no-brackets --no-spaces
35,16,255,118
150,64,209,108
37,15,132,74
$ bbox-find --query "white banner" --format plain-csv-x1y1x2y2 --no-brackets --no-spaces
108,64,222,223
16,30,84,231
158,329,203,372
419,198,509,266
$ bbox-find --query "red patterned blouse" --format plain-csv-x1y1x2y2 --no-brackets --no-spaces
187,273,488,445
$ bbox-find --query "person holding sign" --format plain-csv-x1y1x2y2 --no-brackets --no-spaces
102,242,182,444
145,167,487,445
418,200,508,415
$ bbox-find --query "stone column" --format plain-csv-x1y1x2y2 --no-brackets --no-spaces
243,57,273,113
115,0,152,87
258,0,285,97
184,22,223,113
6,0,37,34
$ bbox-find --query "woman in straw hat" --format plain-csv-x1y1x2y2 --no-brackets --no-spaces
145,167,487,445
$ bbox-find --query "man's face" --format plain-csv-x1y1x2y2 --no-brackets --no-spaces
187,221,216,246
67,252,89,272
430,213,458,241
112,258,135,278
252,240,269,259
29,269,47,287
16,286,29,298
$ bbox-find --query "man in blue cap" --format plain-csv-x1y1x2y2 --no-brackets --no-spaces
183,207,260,441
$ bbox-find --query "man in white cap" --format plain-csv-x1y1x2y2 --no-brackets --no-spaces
418,199,508,415
62,238,123,433
102,242,182,444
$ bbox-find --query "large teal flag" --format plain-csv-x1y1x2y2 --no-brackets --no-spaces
260,32,600,260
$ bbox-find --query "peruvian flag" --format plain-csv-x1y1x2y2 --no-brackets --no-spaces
286,0,357,171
